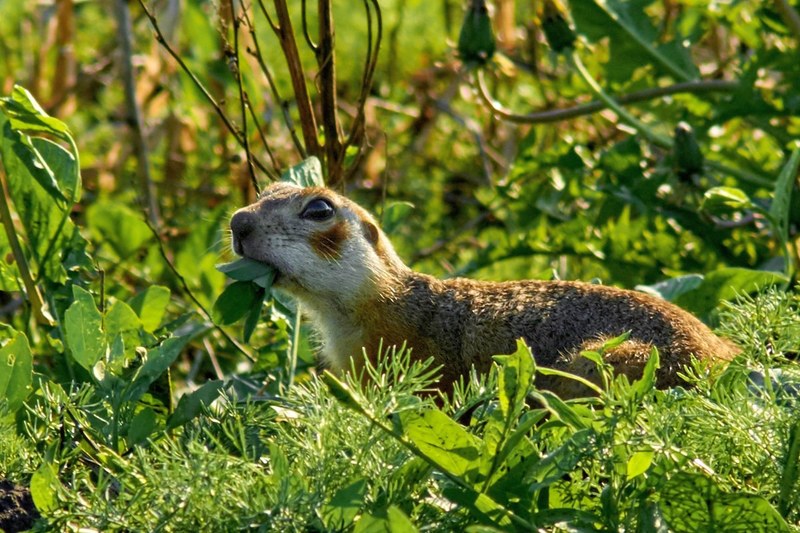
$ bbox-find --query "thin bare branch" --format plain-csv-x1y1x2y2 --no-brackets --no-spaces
247,100,281,178
0,168,53,325
341,0,383,179
265,0,321,159
317,0,343,185
476,70,739,124
137,0,272,177
115,0,161,228
301,0,318,51
228,0,260,194
241,6,307,159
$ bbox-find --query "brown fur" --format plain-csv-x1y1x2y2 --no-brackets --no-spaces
230,183,739,397
310,222,347,260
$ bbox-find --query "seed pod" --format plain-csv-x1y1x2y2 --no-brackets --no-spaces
458,0,496,66
541,0,576,53
673,121,704,180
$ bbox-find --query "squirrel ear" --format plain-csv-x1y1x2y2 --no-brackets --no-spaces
361,219,380,246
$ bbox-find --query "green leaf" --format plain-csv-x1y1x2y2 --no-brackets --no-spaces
440,485,515,528
281,156,324,187
659,473,789,532
212,281,259,325
628,347,659,400
380,201,415,236
1,113,83,283
123,336,189,403
242,287,266,343
105,300,142,337
571,0,696,82
636,274,704,302
770,148,800,246
129,285,171,332
31,136,80,203
529,389,589,430
64,285,107,371
498,340,535,420
216,257,275,283
674,267,788,317
166,379,225,431
701,187,754,213
395,409,482,478
0,85,72,138
354,505,419,533
30,463,60,514
626,450,654,480
86,200,152,258
0,330,33,414
127,407,158,447
322,478,368,530
2,123,67,204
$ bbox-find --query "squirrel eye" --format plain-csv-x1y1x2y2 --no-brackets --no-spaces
300,198,335,221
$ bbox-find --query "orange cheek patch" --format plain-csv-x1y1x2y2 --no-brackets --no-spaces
310,223,348,260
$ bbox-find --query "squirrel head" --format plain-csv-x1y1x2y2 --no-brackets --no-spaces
230,182,408,304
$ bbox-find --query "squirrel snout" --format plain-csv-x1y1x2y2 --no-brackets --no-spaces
230,210,256,255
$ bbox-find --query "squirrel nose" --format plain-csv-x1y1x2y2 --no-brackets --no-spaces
230,210,256,254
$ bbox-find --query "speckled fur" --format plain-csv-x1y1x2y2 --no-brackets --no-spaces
231,183,738,396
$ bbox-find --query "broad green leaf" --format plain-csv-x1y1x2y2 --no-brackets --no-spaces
523,428,594,485
530,389,589,430
628,348,659,400
674,267,788,317
0,330,33,413
0,85,71,138
1,114,82,283
498,339,535,420
701,187,753,213
770,149,800,246
166,379,225,431
216,257,275,283
441,485,515,528
64,286,106,371
571,0,696,82
212,281,259,325
86,200,152,258
3,123,67,204
105,300,143,366
127,407,158,447
281,156,324,187
129,285,171,332
31,136,80,202
242,287,266,343
779,421,800,516
105,300,142,337
626,450,654,480
659,473,789,532
123,335,189,403
636,274,704,302
30,463,60,514
354,505,419,533
395,408,482,478
322,478,368,530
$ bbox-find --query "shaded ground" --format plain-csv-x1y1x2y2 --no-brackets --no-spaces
0,480,39,533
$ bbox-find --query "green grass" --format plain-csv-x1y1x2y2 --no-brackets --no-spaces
2,289,799,531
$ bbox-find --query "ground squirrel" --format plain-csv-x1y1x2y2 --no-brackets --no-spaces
230,182,738,397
